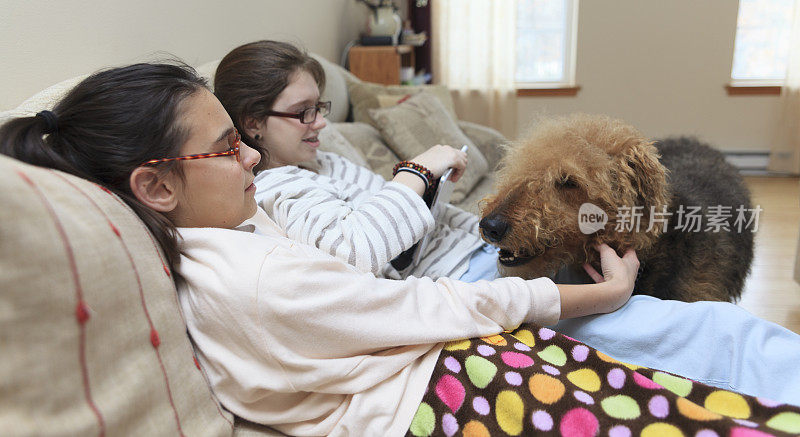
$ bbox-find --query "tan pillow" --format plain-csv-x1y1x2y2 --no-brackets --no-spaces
0,154,235,436
348,81,457,126
334,122,401,181
317,123,368,167
375,93,412,108
368,92,489,203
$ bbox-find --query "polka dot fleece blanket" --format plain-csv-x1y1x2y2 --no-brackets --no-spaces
406,325,800,436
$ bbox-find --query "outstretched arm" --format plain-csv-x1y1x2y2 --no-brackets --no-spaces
254,155,434,275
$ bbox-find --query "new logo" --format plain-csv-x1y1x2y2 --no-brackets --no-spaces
578,203,608,235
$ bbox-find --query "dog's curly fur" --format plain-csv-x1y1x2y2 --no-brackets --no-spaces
479,113,754,302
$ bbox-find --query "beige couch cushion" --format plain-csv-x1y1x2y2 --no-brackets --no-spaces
0,74,88,123
456,121,508,171
368,92,489,203
334,122,401,181
195,59,220,86
311,54,356,123
456,176,495,216
375,93,412,108
348,81,457,126
0,155,235,436
317,123,368,167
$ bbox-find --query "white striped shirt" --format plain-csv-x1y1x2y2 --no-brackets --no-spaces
253,151,485,280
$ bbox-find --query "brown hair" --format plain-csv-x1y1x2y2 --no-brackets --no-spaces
0,63,208,272
213,40,325,170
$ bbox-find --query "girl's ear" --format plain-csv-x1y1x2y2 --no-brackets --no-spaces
243,116,265,141
129,167,179,213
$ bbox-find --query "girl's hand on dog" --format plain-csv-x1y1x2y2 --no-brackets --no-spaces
583,244,639,285
556,244,638,319
584,244,639,311
410,145,468,182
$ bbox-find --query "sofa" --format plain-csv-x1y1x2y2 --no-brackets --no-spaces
0,54,506,436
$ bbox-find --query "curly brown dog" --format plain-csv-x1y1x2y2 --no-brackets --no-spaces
479,114,755,302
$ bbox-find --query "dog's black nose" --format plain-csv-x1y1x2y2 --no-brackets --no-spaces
480,215,510,243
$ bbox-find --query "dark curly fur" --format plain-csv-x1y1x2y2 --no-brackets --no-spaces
637,137,754,301
479,114,754,302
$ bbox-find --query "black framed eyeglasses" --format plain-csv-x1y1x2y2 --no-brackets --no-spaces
266,101,331,124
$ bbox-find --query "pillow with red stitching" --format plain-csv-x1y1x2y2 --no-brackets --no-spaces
0,154,235,436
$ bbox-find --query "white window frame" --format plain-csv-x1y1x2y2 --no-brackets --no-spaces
515,0,580,88
729,0,794,87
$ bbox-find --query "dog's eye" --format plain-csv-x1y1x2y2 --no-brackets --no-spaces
558,177,578,189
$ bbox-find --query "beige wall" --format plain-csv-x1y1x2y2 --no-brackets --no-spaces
0,0,369,109
2,0,781,152
517,0,781,152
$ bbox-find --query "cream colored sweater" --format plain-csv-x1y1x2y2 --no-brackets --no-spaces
176,208,560,436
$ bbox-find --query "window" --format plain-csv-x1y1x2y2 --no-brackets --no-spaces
515,0,579,87
730,0,794,84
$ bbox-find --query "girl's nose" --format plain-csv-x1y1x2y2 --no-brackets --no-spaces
241,142,261,169
310,111,327,130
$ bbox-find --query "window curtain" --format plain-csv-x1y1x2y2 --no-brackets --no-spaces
769,0,800,175
431,0,518,139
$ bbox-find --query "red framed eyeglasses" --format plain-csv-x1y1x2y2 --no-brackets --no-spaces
141,128,241,166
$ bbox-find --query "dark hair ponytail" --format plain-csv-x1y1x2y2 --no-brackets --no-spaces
0,63,208,272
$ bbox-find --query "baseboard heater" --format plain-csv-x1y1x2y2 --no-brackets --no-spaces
722,151,770,175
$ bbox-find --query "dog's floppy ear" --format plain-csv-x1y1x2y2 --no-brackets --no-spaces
621,141,668,205
616,140,669,246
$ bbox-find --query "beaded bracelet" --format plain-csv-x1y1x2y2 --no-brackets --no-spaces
393,161,434,181
394,167,430,192
393,161,435,193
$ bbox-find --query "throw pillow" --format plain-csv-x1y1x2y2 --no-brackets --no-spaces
0,154,235,436
334,122,401,181
368,91,489,203
317,123,368,167
348,81,457,126
375,94,412,108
